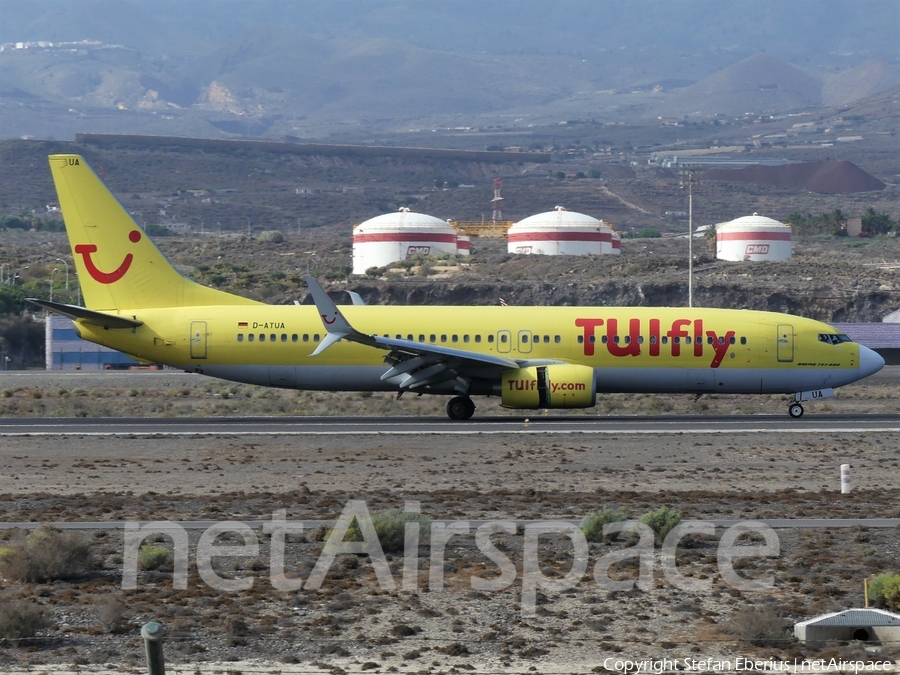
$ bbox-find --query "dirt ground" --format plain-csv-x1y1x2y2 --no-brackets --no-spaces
1,372,900,673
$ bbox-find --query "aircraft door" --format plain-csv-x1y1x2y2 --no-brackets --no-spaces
518,330,533,354
776,324,794,362
497,330,511,353
190,321,208,359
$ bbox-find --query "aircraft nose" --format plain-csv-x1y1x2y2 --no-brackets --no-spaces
859,345,885,378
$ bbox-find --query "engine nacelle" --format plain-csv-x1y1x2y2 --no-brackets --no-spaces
501,364,596,409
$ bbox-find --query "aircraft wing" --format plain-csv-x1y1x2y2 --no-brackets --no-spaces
304,276,535,392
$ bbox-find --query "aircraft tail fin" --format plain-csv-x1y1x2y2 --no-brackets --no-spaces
48,154,260,311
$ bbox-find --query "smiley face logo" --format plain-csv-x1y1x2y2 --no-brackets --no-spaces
75,230,141,284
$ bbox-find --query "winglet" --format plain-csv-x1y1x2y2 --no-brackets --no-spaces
304,276,364,355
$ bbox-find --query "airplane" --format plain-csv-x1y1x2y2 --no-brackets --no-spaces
29,154,884,421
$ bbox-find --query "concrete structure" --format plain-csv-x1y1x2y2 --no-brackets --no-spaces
352,208,459,274
507,206,619,256
794,608,900,643
716,213,792,262
45,314,139,370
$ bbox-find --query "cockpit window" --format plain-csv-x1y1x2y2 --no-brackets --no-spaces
818,333,853,345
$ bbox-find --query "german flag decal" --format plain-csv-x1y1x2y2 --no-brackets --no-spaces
238,321,248,328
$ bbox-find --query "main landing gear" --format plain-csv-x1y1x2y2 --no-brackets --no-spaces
788,402,804,419
447,396,476,421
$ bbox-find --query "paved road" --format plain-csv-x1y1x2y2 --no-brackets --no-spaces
2,414,900,435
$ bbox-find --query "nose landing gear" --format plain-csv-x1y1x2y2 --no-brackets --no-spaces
788,388,834,418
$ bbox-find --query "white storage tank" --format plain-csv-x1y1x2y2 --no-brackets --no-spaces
716,213,792,262
611,231,621,255
352,208,459,274
457,234,471,257
507,206,616,256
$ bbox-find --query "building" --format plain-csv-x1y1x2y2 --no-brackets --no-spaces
794,608,900,643
507,207,619,256
716,213,792,262
45,314,139,370
352,208,460,275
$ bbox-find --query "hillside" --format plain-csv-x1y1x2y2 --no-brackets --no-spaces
702,161,886,194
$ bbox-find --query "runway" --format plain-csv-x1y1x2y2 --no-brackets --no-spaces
1,413,900,435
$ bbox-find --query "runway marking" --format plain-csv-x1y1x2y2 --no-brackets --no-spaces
3,427,900,436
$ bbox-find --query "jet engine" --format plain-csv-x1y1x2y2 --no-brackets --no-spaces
500,364,596,409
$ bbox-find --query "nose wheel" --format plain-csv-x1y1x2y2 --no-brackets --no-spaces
447,396,475,421
788,403,804,419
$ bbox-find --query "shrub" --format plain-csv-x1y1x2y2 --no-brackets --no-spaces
639,506,682,547
137,545,171,571
0,525,94,582
342,509,432,553
0,598,49,643
580,506,628,543
95,595,129,634
725,607,789,647
257,230,285,244
869,573,900,609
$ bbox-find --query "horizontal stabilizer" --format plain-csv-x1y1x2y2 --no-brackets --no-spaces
26,299,143,329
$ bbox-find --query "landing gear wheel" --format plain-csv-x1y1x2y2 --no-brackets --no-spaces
788,403,804,419
447,396,475,421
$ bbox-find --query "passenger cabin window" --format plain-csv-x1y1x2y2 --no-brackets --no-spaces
314,334,320,342
303,334,309,342
292,334,298,342
500,334,507,343
248,334,255,342
522,335,529,343
259,334,266,342
475,335,481,343
419,335,425,342
740,337,747,345
554,335,560,344
452,335,458,343
488,335,494,343
237,334,244,342
281,334,287,342
577,335,584,344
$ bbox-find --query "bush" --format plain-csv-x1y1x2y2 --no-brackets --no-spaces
725,607,789,647
257,230,285,244
0,524,94,582
0,598,49,643
639,506,682,547
95,595,129,634
580,506,628,542
137,545,171,571
869,573,900,609
343,509,432,553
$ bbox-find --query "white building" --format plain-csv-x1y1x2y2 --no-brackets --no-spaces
716,213,792,262
795,608,900,644
352,208,459,274
507,206,619,256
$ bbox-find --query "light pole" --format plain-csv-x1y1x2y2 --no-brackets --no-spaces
680,166,700,308
56,258,69,290
50,268,58,303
